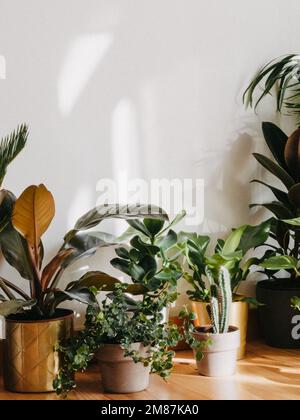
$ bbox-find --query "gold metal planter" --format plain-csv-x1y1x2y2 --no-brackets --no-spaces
191,300,249,360
4,310,73,393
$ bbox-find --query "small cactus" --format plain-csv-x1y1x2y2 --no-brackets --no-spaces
205,266,232,334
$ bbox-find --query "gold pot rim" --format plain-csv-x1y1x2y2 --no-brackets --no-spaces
5,308,74,324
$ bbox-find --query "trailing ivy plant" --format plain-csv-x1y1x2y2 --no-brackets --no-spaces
54,217,184,397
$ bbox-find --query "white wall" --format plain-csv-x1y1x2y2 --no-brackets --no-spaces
0,0,299,327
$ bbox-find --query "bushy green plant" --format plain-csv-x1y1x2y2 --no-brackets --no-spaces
0,198,168,319
181,222,271,303
54,217,184,397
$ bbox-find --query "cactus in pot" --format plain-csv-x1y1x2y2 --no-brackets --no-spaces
189,266,240,377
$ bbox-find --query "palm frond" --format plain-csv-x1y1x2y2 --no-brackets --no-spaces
0,124,28,187
243,54,300,121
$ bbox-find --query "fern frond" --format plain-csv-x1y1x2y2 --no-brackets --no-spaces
0,124,28,187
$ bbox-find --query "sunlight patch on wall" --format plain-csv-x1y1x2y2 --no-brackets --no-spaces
67,185,94,230
111,98,142,235
58,33,113,116
0,55,6,80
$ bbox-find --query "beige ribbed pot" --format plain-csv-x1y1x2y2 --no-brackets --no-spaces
191,300,248,360
192,326,240,377
97,343,150,394
4,310,74,393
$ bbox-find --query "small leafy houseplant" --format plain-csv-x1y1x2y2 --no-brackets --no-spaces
54,216,184,397
181,222,271,359
0,187,168,393
184,266,240,377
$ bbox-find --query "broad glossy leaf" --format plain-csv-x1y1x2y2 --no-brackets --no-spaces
0,224,34,280
284,217,300,226
262,122,289,170
139,255,157,278
223,225,247,255
158,229,177,251
110,258,131,276
0,299,35,317
288,184,300,208
285,128,300,181
71,204,168,233
12,184,55,249
70,271,146,295
130,236,160,256
127,220,151,237
115,247,130,259
65,231,116,253
41,249,75,291
144,218,165,236
238,220,272,254
253,153,295,189
250,202,294,220
261,255,298,271
251,179,290,206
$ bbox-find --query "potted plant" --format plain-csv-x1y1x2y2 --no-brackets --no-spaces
0,123,28,376
0,185,168,392
244,56,300,347
181,222,271,359
181,266,240,377
258,217,300,348
54,217,183,397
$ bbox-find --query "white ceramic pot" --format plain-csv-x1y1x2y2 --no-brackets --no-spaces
192,326,240,377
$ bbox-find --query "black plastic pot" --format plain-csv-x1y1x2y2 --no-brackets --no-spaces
257,279,300,348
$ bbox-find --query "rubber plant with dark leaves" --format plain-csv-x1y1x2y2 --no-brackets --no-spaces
0,185,169,318
242,122,300,282
54,216,184,397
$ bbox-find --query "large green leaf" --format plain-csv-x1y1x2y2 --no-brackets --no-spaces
0,224,34,280
284,217,300,226
66,204,169,239
0,299,35,317
253,153,295,190
251,179,290,206
262,122,289,171
65,231,116,253
222,226,247,255
127,220,151,237
238,220,272,254
250,202,294,220
70,271,147,295
158,230,177,251
288,184,300,208
261,255,298,271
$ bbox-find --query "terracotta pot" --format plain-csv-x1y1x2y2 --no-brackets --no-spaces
4,309,74,393
191,300,248,359
97,343,150,394
192,326,240,377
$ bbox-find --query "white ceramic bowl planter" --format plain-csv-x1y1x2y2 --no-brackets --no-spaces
97,343,150,393
192,326,240,377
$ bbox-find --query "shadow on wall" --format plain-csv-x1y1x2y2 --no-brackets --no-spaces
0,0,274,277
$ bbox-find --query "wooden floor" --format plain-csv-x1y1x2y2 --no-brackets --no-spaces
0,341,300,400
